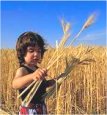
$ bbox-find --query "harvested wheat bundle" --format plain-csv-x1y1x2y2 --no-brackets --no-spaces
42,47,95,100
18,13,96,107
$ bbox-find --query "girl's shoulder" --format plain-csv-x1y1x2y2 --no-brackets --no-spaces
17,67,28,73
15,67,29,78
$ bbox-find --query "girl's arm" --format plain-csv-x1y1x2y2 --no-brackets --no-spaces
12,67,47,89
12,67,35,89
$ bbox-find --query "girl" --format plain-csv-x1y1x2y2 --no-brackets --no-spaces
12,32,55,115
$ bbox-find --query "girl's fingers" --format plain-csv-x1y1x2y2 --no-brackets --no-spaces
39,69,47,76
33,68,47,80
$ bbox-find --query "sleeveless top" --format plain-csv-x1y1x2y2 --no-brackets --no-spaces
19,65,47,104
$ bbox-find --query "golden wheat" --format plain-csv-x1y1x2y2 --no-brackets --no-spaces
0,46,106,114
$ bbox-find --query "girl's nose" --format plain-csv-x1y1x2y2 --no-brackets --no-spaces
34,51,41,57
34,51,38,56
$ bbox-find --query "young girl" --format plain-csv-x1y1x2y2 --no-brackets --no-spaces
12,32,55,115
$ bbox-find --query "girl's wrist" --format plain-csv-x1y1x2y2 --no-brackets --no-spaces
32,73,38,81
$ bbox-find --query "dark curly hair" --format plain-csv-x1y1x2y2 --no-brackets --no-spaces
16,31,47,66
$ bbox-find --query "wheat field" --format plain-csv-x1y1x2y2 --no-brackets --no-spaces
0,45,106,114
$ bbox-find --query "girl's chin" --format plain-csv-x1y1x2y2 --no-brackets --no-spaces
28,63,37,67
31,63,37,66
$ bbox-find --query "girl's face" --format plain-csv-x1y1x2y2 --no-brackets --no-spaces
24,46,42,67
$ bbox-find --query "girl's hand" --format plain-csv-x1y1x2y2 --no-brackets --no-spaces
32,68,47,80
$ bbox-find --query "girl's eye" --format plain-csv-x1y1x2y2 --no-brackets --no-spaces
37,50,41,53
28,50,34,53
28,49,41,53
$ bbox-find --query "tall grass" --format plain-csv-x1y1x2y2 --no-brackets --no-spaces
0,46,106,114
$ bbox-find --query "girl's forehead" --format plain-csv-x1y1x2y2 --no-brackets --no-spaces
27,46,41,50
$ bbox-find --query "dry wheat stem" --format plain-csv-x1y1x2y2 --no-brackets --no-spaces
17,80,36,99
22,80,41,106
24,81,42,107
48,22,71,66
69,13,96,46
61,19,71,34
47,32,71,66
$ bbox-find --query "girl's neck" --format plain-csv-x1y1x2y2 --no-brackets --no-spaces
23,63,37,71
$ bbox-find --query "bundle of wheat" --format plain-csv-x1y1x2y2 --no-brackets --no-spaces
17,13,96,107
42,47,95,100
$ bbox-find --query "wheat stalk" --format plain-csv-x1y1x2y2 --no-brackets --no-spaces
22,80,41,106
47,21,71,66
69,13,96,46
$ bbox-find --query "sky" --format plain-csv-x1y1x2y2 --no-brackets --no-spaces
1,1,106,48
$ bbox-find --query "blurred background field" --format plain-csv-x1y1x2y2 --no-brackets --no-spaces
0,45,106,114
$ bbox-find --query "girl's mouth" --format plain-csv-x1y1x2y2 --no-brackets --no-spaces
32,59,39,62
